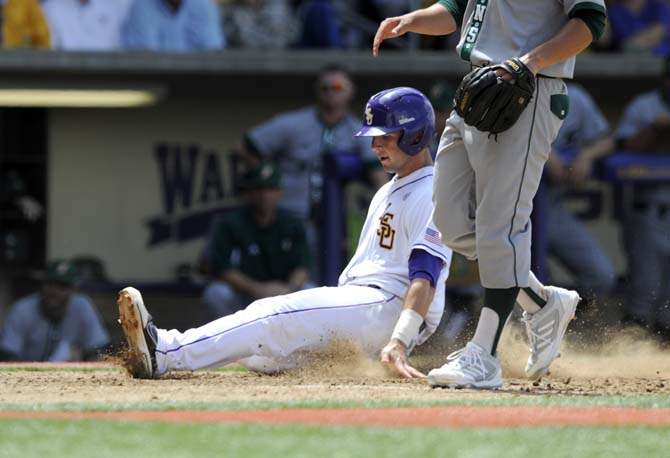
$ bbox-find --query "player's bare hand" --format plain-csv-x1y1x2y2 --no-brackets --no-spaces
380,339,425,378
373,15,412,56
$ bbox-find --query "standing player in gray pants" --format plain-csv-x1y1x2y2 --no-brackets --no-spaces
374,0,607,388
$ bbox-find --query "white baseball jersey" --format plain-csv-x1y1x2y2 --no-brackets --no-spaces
439,0,607,78
154,165,453,375
340,165,452,331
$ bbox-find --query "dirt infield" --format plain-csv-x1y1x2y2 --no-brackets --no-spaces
1,406,669,428
1,330,669,405
0,331,668,429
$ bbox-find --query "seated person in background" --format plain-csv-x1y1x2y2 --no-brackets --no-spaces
42,0,133,51
202,162,311,318
616,56,670,340
603,0,670,55
2,0,50,48
220,0,299,49
0,260,110,361
124,0,225,51
543,83,616,308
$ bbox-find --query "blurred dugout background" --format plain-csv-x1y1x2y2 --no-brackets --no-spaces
0,0,668,354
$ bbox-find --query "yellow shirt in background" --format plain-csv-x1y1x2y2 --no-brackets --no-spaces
3,0,50,48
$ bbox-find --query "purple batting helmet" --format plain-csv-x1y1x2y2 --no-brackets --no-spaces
355,87,435,156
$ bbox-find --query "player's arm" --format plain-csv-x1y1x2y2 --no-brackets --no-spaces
223,269,295,298
373,2,457,56
380,249,444,378
221,269,266,299
519,6,607,75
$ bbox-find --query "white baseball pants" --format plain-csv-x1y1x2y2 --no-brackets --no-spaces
155,285,404,375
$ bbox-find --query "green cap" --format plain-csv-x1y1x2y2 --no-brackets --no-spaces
428,80,455,112
44,259,78,285
240,162,281,190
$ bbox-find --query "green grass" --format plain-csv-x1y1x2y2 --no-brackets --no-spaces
2,394,670,413
0,419,667,458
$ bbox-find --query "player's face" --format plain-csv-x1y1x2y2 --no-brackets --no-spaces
246,187,282,214
371,131,411,175
40,281,73,322
316,71,353,110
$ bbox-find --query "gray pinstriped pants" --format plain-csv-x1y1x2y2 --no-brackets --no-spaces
433,77,567,288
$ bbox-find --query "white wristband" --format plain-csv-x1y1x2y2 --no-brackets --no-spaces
391,309,423,348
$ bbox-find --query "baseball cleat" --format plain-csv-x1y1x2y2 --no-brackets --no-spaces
427,342,502,389
523,285,580,381
118,287,158,379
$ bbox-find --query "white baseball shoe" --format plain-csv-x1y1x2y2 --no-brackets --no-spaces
427,342,502,389
118,287,158,379
522,285,580,381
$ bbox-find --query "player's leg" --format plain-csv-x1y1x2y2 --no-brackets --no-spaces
468,79,560,353
432,112,477,262
428,78,572,388
119,285,403,378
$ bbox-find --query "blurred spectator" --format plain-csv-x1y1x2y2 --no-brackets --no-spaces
42,0,133,51
296,0,343,48
238,65,387,221
1,0,50,48
603,0,670,55
124,0,225,51
202,162,312,318
427,79,454,146
0,168,43,225
616,57,670,339
369,0,412,17
220,0,299,49
0,168,44,268
234,65,388,281
0,260,110,361
543,83,616,306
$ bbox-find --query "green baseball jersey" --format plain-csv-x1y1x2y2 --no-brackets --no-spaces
439,0,606,78
210,207,311,282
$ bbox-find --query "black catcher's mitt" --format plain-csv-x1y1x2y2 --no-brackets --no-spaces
453,58,536,134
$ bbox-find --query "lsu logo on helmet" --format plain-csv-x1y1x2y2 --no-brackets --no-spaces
365,104,374,125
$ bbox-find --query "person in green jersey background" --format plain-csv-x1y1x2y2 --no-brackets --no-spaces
202,162,312,318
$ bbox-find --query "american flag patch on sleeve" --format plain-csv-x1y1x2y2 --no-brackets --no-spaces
424,227,442,245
